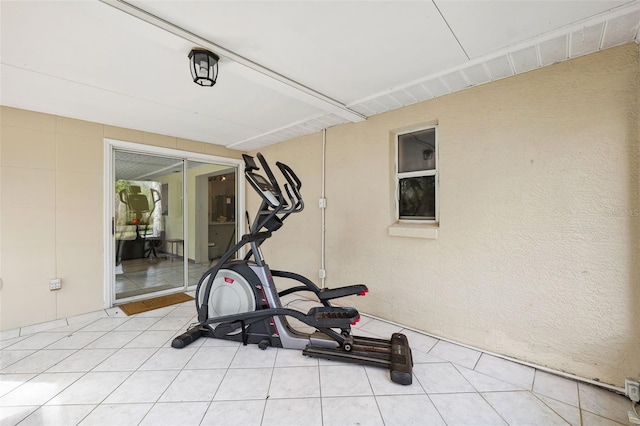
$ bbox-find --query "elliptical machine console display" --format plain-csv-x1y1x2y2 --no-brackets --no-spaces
172,153,413,385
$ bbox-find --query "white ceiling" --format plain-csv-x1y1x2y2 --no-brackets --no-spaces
2,1,639,151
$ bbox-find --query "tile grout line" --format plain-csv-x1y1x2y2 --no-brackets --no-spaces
388,316,626,394
259,356,277,426
0,330,632,426
81,310,166,425
529,391,577,426
477,391,512,426
82,307,182,424
318,358,324,426
181,320,233,425
2,304,630,425
363,365,386,425
12,314,132,425
135,306,202,426
423,393,449,426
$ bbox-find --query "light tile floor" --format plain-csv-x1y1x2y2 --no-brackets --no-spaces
0,295,633,426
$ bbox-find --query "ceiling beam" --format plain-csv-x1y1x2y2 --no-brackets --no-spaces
99,0,366,123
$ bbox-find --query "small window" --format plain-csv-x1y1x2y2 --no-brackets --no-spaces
396,126,437,221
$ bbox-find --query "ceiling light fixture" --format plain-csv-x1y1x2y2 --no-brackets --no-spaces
101,1,365,121
188,48,219,87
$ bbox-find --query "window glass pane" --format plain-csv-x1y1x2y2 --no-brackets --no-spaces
398,128,436,173
399,176,435,220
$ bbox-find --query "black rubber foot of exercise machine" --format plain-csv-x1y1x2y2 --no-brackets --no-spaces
172,326,203,348
302,332,413,385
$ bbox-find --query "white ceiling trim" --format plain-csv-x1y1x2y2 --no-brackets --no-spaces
225,1,640,151
227,113,348,151
4,1,639,153
99,0,366,124
348,1,640,115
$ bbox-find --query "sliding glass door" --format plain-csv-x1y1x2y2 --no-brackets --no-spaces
114,151,185,300
186,161,237,287
108,142,242,304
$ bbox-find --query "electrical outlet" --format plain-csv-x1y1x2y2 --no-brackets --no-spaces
49,278,61,291
626,378,640,402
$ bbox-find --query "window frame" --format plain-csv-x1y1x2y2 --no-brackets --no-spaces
395,125,439,223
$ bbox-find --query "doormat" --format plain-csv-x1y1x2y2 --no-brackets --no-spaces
118,293,194,316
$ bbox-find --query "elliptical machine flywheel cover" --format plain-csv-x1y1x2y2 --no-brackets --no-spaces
196,268,257,328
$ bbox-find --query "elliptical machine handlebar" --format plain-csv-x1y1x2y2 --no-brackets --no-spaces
243,152,305,237
281,184,298,214
256,153,285,208
276,161,304,213
243,153,304,216
276,161,301,191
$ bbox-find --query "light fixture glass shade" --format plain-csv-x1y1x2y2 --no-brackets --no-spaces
188,49,219,87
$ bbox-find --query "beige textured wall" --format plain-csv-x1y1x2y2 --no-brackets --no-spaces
0,106,241,331
1,43,637,387
247,134,325,291
254,43,640,387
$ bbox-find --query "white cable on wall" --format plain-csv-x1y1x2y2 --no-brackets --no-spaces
320,128,327,288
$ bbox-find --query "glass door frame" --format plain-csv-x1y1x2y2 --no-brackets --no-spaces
103,138,245,308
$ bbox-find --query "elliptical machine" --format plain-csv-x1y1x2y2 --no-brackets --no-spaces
172,153,413,385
